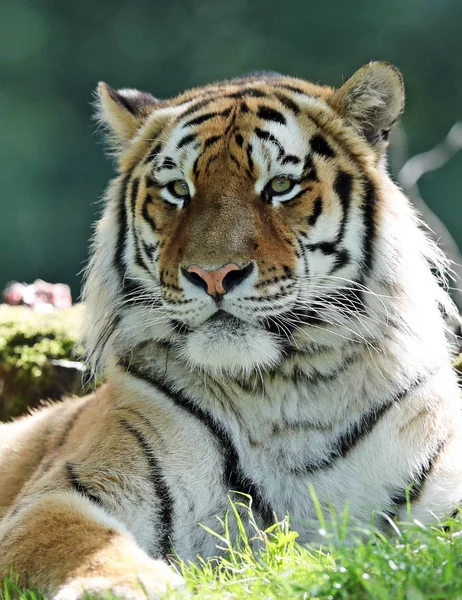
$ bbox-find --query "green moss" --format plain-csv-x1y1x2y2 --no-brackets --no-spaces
0,304,86,421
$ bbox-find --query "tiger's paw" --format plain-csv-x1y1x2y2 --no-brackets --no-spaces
53,561,185,600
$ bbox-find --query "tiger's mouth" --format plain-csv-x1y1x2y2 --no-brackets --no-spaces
205,310,244,328
180,308,293,340
173,308,285,376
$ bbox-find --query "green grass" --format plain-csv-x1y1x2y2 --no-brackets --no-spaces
2,501,462,600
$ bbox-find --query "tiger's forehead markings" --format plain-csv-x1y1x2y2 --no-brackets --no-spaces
142,81,349,190
143,83,307,156
173,82,307,125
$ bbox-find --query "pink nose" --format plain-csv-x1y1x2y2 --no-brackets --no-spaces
182,263,254,296
187,264,241,295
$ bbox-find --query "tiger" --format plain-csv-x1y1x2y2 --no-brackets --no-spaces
1,61,461,600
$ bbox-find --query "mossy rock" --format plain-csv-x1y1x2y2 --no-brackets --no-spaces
0,304,87,421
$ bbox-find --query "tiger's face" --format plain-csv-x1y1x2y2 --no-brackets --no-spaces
94,63,404,376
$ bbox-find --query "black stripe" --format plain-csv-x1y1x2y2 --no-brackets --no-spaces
255,128,285,159
23,401,90,490
257,106,286,125
130,179,149,273
178,89,265,124
142,194,157,231
204,135,220,148
177,133,197,149
130,178,140,216
362,178,377,272
302,154,318,181
114,173,132,285
325,285,365,313
292,375,428,475
120,419,173,559
246,143,254,173
90,314,121,364
307,241,337,255
330,249,351,272
278,84,309,96
56,402,89,450
274,92,300,114
66,462,104,507
142,239,160,260
308,196,323,226
384,438,447,519
334,170,353,241
118,361,274,527
184,108,231,128
159,157,176,170
230,153,241,171
111,92,137,116
235,133,244,148
224,88,267,99
134,233,151,274
310,134,336,158
192,156,200,178
293,351,360,386
144,143,162,165
180,97,216,119
281,154,301,166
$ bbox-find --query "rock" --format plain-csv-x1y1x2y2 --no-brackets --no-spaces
0,304,87,421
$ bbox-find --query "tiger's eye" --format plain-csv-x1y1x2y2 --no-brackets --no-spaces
270,176,292,194
172,180,190,197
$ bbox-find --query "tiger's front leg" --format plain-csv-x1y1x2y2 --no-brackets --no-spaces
0,491,183,600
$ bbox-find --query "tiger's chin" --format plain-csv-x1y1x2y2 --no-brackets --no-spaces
175,313,282,378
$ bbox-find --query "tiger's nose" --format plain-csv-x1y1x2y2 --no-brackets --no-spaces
182,263,254,296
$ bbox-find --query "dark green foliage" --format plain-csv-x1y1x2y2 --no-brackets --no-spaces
0,1,461,296
0,305,86,420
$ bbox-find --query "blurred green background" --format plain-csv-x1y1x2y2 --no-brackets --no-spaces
0,0,461,299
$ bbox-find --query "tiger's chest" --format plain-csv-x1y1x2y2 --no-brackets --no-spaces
160,417,376,562
133,376,393,561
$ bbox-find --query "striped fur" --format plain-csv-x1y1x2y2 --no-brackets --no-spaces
1,62,462,599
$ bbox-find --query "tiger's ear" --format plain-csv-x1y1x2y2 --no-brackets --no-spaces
330,62,405,149
96,82,158,144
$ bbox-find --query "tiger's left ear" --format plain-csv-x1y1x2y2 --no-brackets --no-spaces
330,62,405,150
96,82,158,145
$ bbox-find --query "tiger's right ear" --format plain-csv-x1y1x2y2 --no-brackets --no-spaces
96,82,158,145
330,62,404,150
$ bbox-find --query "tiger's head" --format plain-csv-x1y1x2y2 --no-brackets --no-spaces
84,63,409,377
